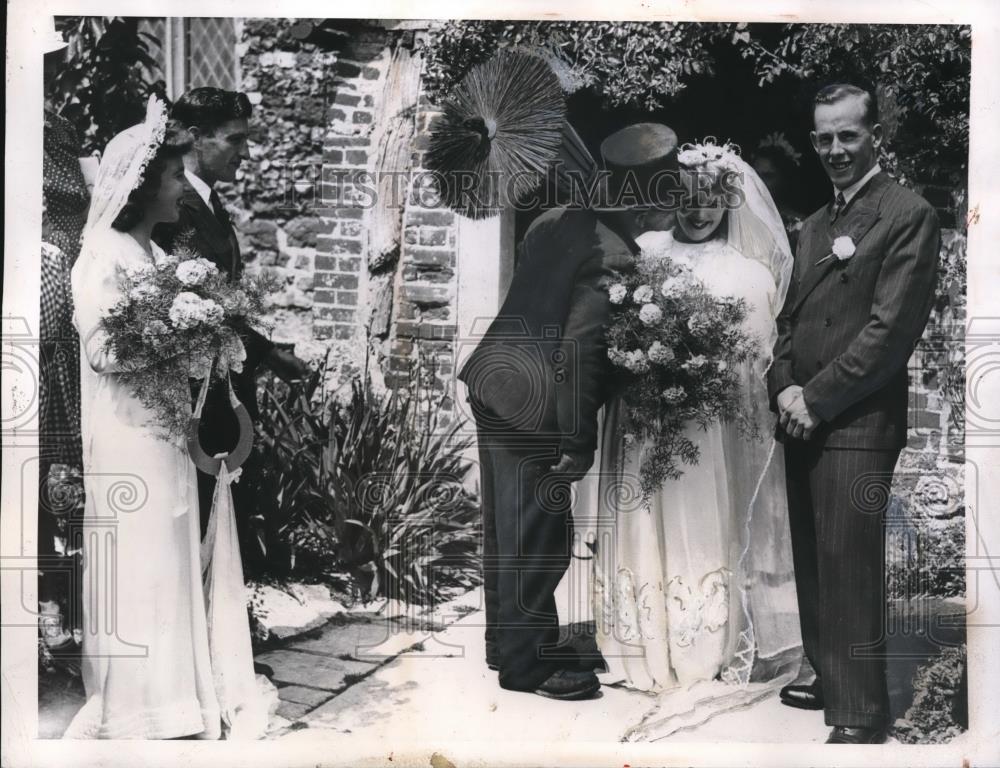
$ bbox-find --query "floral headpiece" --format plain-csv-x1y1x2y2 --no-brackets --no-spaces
756,132,802,166
136,94,169,184
676,137,743,175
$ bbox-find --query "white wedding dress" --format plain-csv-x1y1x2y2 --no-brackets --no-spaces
65,228,273,739
65,228,223,739
580,227,803,741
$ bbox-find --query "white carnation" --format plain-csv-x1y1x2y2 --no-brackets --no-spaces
625,349,650,374
168,292,222,330
633,285,654,304
647,341,675,365
175,258,215,287
608,283,628,305
638,303,663,326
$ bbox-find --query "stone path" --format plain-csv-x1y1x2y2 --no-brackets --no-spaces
38,588,967,745
263,588,831,743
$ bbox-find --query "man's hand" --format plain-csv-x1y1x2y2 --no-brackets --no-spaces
267,347,311,383
778,386,820,440
549,452,594,482
776,385,803,418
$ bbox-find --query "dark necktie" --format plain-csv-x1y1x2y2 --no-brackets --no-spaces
209,189,241,280
830,191,847,224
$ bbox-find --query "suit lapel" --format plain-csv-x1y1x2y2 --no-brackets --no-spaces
179,178,241,279
790,173,889,315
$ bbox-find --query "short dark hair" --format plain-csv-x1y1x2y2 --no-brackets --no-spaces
111,121,193,232
813,83,879,128
171,87,252,134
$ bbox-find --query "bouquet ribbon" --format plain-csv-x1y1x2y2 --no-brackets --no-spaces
190,359,267,738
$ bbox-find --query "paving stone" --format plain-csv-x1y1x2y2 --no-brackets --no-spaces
303,658,419,731
285,615,400,664
276,699,312,721
276,684,336,707
256,648,374,691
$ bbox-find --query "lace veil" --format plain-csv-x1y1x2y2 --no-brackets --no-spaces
82,94,169,239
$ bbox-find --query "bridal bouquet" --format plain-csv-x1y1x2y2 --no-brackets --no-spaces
604,252,760,494
101,246,275,439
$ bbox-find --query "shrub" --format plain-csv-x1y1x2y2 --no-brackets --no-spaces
241,362,482,605
52,17,168,155
893,645,967,743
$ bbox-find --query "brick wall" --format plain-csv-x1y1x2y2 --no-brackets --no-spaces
386,96,459,406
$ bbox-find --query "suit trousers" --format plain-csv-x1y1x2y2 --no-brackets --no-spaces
477,428,574,691
784,440,901,728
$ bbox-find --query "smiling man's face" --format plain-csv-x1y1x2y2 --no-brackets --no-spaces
811,94,882,191
190,118,250,185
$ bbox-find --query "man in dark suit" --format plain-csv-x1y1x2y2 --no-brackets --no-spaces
153,88,310,543
767,84,940,744
459,123,677,700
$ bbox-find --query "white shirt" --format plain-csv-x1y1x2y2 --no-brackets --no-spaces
836,163,882,206
185,169,214,208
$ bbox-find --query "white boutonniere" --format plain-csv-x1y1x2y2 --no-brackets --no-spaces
816,235,856,265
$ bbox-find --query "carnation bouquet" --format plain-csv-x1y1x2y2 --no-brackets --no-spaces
605,251,761,495
101,247,276,439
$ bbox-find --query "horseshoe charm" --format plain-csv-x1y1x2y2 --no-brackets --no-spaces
187,360,254,476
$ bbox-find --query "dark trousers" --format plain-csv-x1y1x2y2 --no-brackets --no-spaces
784,441,901,728
477,429,574,691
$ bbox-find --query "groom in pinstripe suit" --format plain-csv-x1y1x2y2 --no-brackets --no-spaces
767,84,940,744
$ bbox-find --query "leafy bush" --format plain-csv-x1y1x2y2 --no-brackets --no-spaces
51,17,168,155
242,363,482,605
893,645,967,743
419,21,723,111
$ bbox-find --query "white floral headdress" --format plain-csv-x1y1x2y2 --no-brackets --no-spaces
756,131,803,166
82,94,171,236
676,137,743,175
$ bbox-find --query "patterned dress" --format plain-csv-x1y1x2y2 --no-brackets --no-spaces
40,112,87,551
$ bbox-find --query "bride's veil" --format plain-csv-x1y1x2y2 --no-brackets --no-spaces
725,156,795,370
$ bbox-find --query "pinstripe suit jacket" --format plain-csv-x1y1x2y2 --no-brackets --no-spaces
767,172,940,450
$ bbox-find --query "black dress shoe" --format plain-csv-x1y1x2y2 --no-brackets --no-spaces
779,679,824,710
826,726,887,744
532,668,600,701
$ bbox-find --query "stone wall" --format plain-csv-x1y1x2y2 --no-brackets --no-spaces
224,19,336,367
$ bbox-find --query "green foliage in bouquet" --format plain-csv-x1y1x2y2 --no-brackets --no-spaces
101,247,276,438
604,251,761,495
243,362,482,606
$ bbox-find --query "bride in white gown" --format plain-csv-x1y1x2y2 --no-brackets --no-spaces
65,97,270,739
582,140,803,740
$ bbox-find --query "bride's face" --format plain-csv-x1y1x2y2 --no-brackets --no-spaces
147,156,187,225
676,168,726,243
